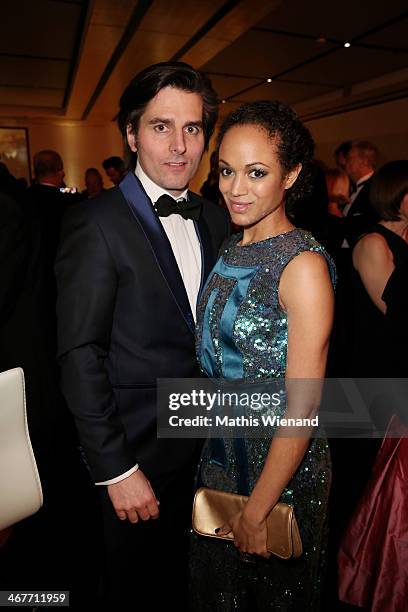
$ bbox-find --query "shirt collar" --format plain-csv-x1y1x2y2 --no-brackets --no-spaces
356,171,374,189
38,181,59,188
135,161,188,203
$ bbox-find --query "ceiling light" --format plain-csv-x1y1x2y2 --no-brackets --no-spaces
344,42,351,48
266,78,272,83
221,99,226,104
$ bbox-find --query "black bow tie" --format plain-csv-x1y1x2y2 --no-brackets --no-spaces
154,194,201,220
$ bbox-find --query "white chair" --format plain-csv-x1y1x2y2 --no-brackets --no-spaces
0,367,43,530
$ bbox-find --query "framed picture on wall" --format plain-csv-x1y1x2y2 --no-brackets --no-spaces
0,127,31,184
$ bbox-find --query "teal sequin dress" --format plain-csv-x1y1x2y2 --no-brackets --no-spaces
190,229,335,611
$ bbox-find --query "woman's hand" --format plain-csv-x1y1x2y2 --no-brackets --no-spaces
217,510,270,558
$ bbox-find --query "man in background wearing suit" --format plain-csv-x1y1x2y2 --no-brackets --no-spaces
0,165,99,605
327,141,381,599
342,140,379,249
102,155,126,186
55,62,229,609
329,140,380,375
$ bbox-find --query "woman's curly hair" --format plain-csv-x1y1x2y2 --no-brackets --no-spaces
217,100,315,210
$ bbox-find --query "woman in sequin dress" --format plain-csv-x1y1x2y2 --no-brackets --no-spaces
190,101,335,611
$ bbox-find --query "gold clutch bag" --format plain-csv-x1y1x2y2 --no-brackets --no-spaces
192,487,303,560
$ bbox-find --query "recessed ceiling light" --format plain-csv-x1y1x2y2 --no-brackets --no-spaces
344,42,351,48
221,99,226,104
266,78,273,83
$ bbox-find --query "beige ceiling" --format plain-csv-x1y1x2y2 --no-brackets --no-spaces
1,0,408,124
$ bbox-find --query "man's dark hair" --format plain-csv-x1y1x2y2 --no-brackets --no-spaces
102,156,124,171
217,100,315,210
85,167,102,176
334,141,352,159
33,150,63,179
370,160,408,221
118,61,218,169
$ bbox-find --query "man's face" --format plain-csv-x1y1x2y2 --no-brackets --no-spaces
127,86,205,196
86,172,103,197
345,148,365,183
105,166,122,186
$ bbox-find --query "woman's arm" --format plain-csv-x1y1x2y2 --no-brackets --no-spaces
221,251,334,556
352,232,394,314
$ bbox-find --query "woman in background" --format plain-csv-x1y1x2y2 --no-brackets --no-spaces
339,161,408,612
351,160,408,380
190,101,335,611
325,167,350,218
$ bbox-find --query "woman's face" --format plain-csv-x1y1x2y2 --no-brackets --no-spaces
218,124,300,227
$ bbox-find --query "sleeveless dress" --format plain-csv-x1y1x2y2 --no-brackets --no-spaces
351,224,408,379
338,225,408,611
337,225,408,537
190,229,336,611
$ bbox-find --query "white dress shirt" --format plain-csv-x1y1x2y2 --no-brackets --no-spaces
135,162,202,317
95,162,202,486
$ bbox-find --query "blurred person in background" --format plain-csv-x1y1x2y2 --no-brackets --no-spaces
102,155,126,186
25,150,79,320
342,140,380,248
82,167,105,199
334,140,352,171
325,167,350,218
200,150,222,205
351,160,408,382
0,157,100,605
339,160,408,612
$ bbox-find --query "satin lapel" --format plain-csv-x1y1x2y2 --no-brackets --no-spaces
119,172,195,334
348,179,371,216
192,193,217,297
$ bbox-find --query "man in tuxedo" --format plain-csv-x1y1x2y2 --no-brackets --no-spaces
342,140,380,249
55,62,229,608
329,140,381,375
327,141,381,599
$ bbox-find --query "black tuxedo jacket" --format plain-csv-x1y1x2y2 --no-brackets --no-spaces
56,172,229,484
343,177,379,248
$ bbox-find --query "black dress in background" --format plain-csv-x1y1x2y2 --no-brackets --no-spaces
341,225,408,507
351,224,408,379
325,224,408,610
338,227,408,611
345,223,408,509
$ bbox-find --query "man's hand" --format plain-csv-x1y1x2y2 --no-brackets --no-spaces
107,469,160,523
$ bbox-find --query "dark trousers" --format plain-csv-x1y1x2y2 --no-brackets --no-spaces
98,465,196,611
